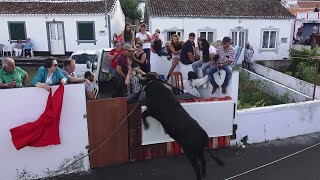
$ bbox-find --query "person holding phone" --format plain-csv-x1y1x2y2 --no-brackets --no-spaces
206,36,235,94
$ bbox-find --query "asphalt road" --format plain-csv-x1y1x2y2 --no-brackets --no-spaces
50,132,320,180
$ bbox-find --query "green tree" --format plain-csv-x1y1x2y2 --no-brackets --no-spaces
120,0,142,21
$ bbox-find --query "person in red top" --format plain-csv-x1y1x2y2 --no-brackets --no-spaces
109,40,122,71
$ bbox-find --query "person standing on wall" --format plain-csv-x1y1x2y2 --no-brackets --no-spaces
135,23,152,72
121,23,135,47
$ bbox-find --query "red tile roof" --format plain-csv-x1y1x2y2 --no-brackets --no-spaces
0,0,116,15
146,0,294,19
297,1,320,8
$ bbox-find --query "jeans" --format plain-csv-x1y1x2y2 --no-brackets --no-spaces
192,60,211,77
155,47,169,56
25,49,31,57
206,65,232,88
144,48,151,72
113,74,127,98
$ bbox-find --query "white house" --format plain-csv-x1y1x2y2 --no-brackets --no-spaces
0,0,125,56
146,0,295,61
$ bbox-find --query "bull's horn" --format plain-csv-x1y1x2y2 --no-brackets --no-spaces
137,75,148,80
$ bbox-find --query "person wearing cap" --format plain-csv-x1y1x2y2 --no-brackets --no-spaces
113,44,134,97
207,36,235,94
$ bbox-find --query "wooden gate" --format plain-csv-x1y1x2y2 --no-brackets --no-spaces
87,98,128,168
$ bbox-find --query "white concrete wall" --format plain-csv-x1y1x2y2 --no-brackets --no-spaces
233,100,320,144
110,0,126,37
0,84,89,179
0,15,109,52
149,17,294,61
242,68,311,102
254,63,320,99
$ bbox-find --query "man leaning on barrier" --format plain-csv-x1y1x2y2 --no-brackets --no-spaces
0,58,29,88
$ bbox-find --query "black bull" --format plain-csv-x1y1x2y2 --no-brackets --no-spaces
138,78,224,180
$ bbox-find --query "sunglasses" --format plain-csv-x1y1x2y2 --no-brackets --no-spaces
135,46,140,48
53,64,58,67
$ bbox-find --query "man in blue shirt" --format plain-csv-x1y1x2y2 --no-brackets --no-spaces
180,33,196,65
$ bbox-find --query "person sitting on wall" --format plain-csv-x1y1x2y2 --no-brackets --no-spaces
24,38,33,58
151,29,169,57
0,58,29,88
132,41,148,73
13,39,25,57
206,36,235,94
192,38,216,77
84,71,95,100
180,32,197,65
113,44,134,97
32,57,67,91
61,59,90,84
166,34,183,81
312,24,320,34
121,23,135,47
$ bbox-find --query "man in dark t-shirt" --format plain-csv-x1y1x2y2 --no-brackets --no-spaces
113,44,134,97
180,32,196,65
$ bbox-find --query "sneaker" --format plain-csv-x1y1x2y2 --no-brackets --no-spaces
203,82,207,88
211,86,218,94
222,86,227,94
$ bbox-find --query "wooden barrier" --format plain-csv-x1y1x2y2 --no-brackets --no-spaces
87,98,128,168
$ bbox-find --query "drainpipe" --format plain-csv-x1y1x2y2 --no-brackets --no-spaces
313,58,320,100
108,15,112,48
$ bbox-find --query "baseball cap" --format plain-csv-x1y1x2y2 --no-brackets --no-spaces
123,44,134,51
222,36,231,44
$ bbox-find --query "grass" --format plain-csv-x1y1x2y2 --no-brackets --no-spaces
237,71,285,110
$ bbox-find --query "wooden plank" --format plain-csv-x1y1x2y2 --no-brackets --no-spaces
87,98,128,168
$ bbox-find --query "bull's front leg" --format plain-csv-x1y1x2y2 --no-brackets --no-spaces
142,109,151,130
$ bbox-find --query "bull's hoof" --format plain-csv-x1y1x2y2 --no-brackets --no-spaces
143,121,150,129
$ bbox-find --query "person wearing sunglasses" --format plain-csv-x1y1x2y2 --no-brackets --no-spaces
32,57,67,91
113,44,134,97
132,41,148,73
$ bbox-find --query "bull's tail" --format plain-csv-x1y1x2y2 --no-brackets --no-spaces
207,147,225,166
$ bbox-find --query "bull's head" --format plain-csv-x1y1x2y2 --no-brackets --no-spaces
137,72,160,105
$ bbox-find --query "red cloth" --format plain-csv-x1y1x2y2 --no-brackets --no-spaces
10,85,64,150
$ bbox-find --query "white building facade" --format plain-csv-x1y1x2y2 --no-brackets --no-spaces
146,0,295,61
0,0,125,55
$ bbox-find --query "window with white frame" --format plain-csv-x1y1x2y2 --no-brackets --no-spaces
199,31,215,43
231,30,247,48
166,31,183,41
261,30,277,49
8,22,27,43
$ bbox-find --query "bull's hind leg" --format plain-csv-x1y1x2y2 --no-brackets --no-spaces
141,109,151,129
198,151,207,178
186,153,202,180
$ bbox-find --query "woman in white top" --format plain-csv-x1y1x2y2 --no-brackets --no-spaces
192,38,216,77
135,23,152,72
183,71,208,98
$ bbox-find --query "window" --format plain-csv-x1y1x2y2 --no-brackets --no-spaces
77,22,96,44
166,31,183,41
199,31,214,43
8,22,26,43
261,30,277,49
231,30,247,47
